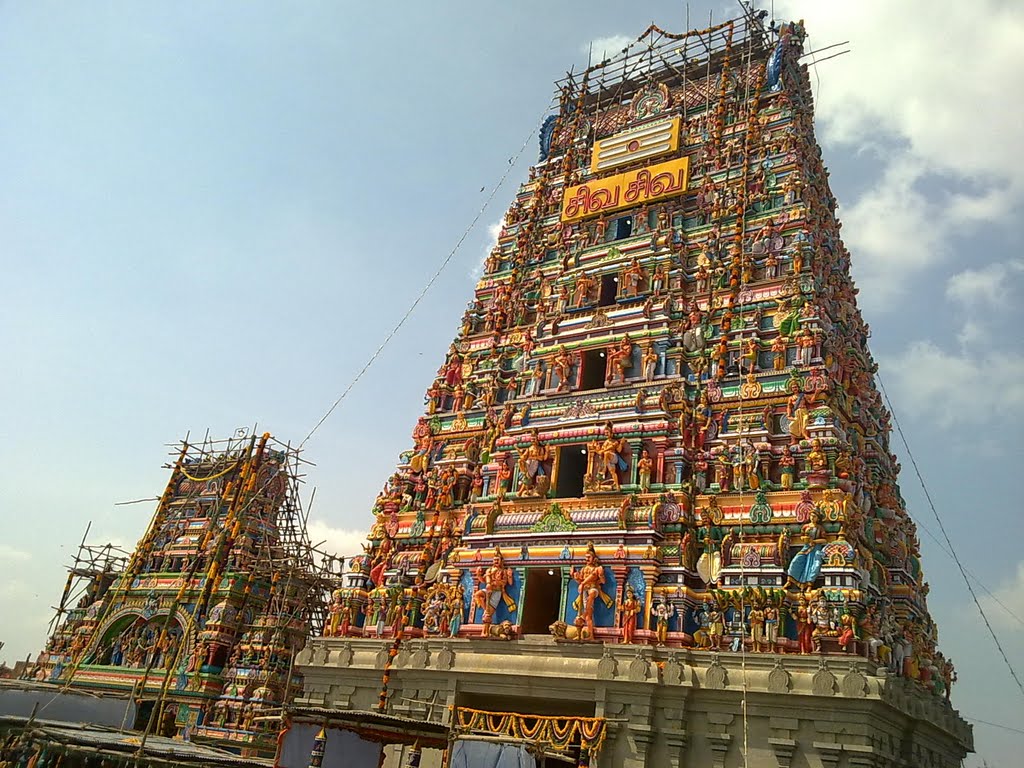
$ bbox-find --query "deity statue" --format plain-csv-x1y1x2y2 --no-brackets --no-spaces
770,335,787,372
652,595,675,645
806,438,828,473
705,603,726,650
449,585,465,638
552,346,574,391
749,604,766,652
641,344,658,382
786,508,827,588
810,594,834,653
792,596,814,654
621,258,645,298
637,449,654,493
571,543,612,638
326,588,345,637
589,422,629,491
693,453,709,492
716,452,732,492
651,263,667,295
796,327,815,365
834,448,853,480
763,604,780,652
616,585,640,645
779,445,796,490
744,441,762,490
740,337,759,373
606,336,634,385
517,429,551,497
573,273,595,308
495,459,513,501
472,549,516,637
784,380,810,444
837,608,857,653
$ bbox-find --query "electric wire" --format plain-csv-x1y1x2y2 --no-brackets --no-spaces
913,517,1024,628
962,715,1024,737
299,114,549,451
876,371,1024,699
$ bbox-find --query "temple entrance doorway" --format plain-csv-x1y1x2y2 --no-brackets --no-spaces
520,568,562,635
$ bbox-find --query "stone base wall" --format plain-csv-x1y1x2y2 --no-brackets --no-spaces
295,637,972,768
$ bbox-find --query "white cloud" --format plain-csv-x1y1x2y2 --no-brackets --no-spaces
581,35,633,62
469,220,502,281
0,545,30,562
306,519,369,564
837,157,940,307
776,0,1024,310
946,259,1024,309
881,341,1024,428
979,560,1024,631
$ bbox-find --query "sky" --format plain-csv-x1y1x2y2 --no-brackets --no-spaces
0,1,1022,763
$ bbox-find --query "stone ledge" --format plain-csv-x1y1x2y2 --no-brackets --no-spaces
299,636,972,750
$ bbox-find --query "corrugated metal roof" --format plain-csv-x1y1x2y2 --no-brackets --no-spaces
1,715,270,766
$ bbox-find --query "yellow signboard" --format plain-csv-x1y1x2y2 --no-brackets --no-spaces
590,117,680,173
561,155,690,223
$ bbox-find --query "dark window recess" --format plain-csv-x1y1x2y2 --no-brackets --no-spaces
599,274,618,306
580,349,607,391
520,568,564,635
612,216,633,240
555,445,588,499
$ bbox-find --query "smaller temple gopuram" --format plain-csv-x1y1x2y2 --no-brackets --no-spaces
35,432,337,759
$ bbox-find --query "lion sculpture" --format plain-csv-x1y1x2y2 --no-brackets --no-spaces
549,620,592,642
485,620,515,640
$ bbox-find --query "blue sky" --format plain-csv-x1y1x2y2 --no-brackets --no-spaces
1,2,1021,764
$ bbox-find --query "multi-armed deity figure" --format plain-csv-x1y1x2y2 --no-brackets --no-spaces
472,549,516,638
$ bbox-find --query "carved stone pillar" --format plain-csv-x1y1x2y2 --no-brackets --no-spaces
610,565,627,638
641,567,657,631
628,439,643,486
515,566,528,629
559,566,571,621
655,446,666,487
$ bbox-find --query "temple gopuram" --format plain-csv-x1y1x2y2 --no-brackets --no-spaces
35,433,336,759
294,10,973,768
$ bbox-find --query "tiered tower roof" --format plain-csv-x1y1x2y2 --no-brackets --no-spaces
38,433,336,758
334,13,950,697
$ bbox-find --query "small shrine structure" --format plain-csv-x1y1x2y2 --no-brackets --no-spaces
35,432,337,759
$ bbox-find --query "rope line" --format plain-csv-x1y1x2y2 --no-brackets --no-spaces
876,371,1024,699
298,115,548,450
735,18,753,768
